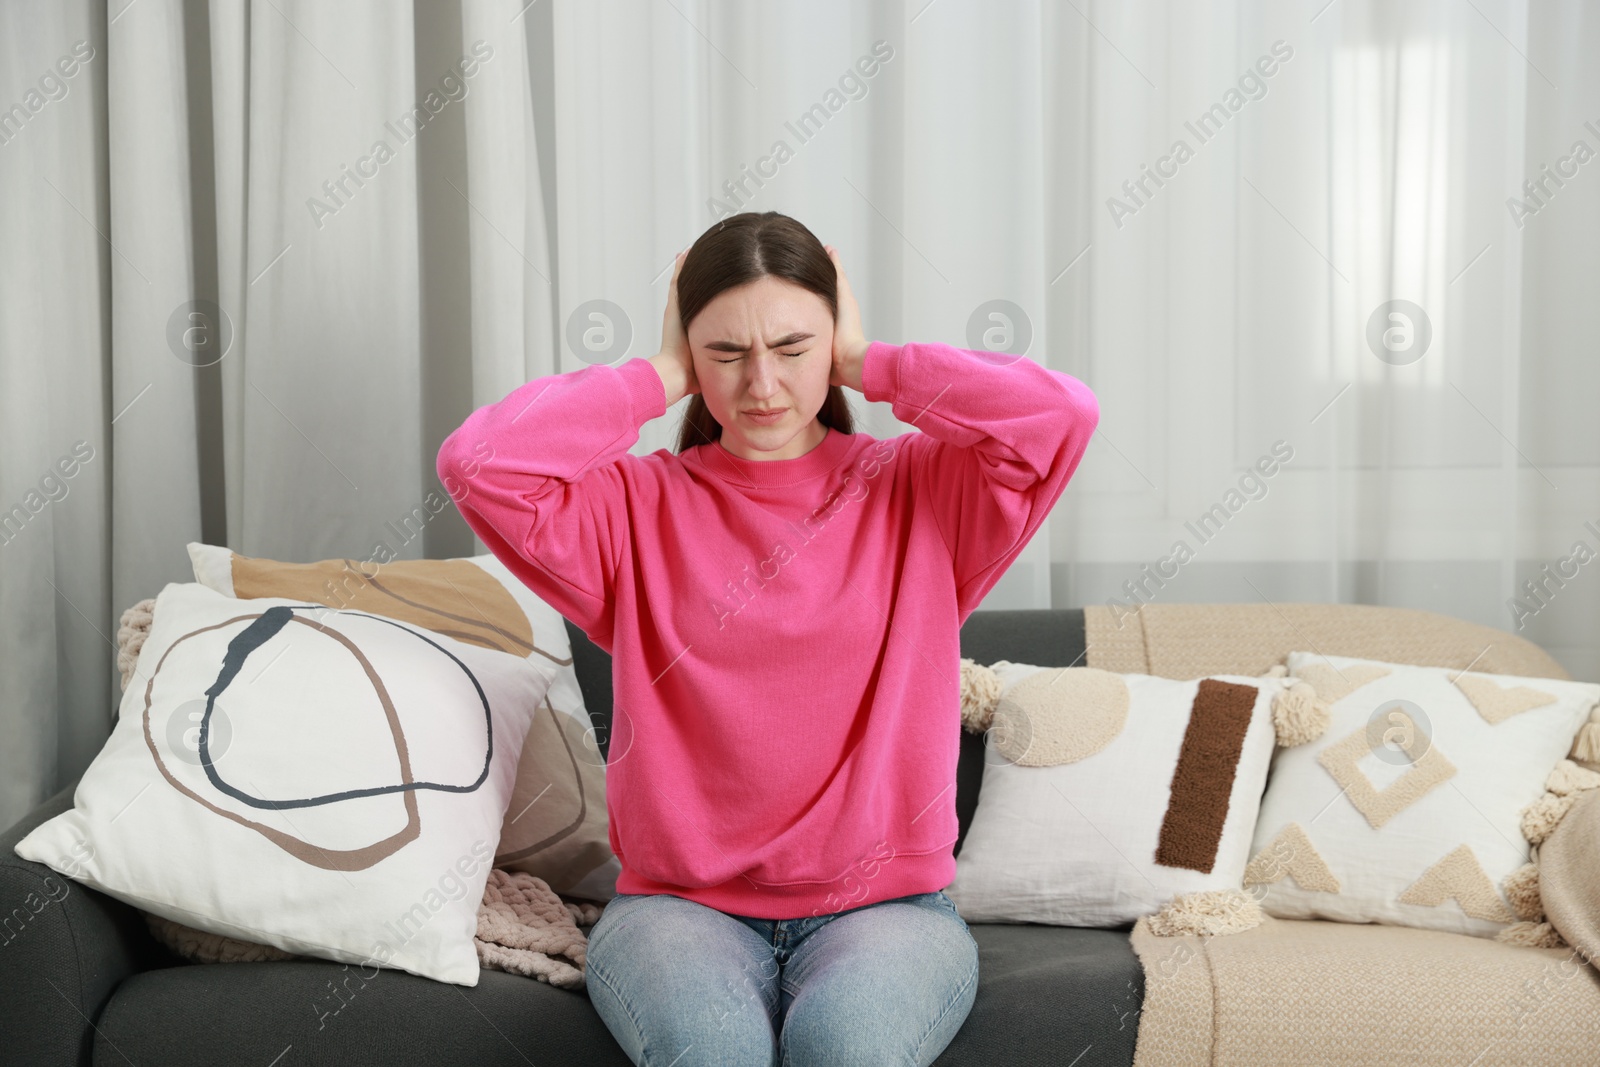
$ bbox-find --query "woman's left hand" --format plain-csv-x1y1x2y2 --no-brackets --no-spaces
826,245,870,391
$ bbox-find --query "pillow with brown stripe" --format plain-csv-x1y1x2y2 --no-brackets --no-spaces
1243,651,1600,939
183,542,618,905
946,663,1287,927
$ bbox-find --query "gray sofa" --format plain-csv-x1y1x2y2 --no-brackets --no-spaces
2,607,1139,1066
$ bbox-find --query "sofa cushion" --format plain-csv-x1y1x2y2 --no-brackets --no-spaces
92,922,1141,1067
97,959,634,1067
0,778,171,1067
955,922,1142,1066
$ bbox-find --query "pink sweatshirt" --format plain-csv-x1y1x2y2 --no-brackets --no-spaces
437,341,1099,918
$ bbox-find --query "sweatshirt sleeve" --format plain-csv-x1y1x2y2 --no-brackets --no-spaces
859,341,1099,619
435,357,668,643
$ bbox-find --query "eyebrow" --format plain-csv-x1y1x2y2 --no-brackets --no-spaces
703,331,815,353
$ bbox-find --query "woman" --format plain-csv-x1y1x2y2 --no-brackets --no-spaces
437,211,1100,1066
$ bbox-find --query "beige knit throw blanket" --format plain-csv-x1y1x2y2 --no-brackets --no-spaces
1127,911,1600,1066
144,870,605,989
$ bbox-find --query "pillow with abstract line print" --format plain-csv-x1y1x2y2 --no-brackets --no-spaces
1244,651,1600,939
184,541,620,905
946,663,1286,927
16,580,551,986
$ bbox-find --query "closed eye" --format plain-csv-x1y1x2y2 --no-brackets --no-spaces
712,350,806,363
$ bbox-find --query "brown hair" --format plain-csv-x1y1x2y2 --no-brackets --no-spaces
671,211,856,454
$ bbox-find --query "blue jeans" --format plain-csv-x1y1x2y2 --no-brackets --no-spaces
584,888,980,1067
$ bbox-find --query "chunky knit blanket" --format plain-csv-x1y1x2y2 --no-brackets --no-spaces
476,869,603,987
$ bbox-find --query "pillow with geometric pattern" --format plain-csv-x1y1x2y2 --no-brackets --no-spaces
1244,651,1600,938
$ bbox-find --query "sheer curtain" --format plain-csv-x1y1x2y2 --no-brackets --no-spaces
3,0,1595,829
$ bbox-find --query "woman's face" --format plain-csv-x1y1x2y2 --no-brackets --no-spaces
687,274,834,461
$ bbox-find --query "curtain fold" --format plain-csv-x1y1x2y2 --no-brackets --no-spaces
3,0,1596,829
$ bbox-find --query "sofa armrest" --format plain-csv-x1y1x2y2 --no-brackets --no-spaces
1,776,168,1067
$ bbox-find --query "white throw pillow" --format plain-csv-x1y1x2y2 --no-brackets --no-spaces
1244,651,1600,938
14,581,554,985
947,663,1286,926
185,541,621,904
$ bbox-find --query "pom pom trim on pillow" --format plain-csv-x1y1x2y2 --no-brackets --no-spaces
1493,758,1600,949
1147,888,1265,937
1570,706,1600,763
959,658,1002,733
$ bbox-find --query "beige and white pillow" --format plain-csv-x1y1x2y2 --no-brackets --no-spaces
184,542,618,903
1244,651,1600,938
17,581,551,985
947,662,1287,927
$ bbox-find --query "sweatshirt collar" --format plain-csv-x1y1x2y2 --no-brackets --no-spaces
698,424,856,488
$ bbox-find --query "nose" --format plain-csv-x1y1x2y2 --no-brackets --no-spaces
745,352,782,399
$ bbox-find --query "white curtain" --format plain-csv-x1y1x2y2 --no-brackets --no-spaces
3,0,1595,828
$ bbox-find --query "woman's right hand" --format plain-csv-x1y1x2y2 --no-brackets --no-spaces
649,251,698,401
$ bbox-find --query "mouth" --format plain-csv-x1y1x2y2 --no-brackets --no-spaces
743,408,788,424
